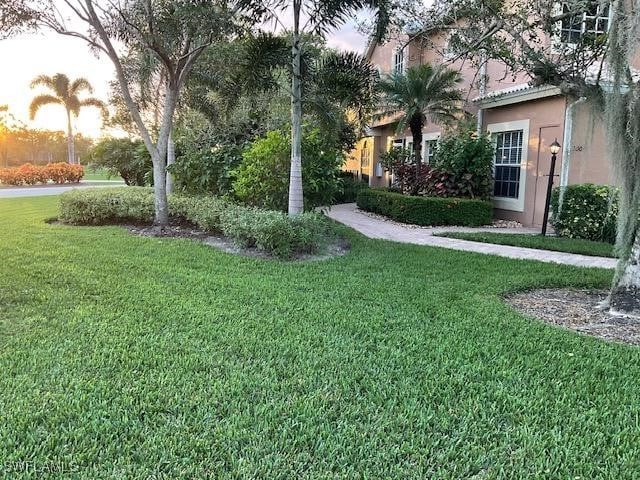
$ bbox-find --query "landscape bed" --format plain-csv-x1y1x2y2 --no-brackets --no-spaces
435,231,616,258
357,188,493,226
58,187,337,259
1,196,639,478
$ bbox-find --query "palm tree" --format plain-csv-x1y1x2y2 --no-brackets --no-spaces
378,63,463,186
29,73,105,164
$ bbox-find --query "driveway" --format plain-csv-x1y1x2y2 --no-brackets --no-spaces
0,181,125,198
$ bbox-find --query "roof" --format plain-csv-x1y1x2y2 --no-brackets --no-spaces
474,62,640,108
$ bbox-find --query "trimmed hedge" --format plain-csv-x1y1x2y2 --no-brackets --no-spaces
58,188,333,259
0,163,84,185
357,188,493,227
551,184,618,244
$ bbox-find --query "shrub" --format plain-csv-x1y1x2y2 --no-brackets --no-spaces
0,163,83,185
357,188,493,226
85,138,152,186
334,172,368,203
59,187,155,225
551,184,618,243
170,139,243,196
58,188,333,259
232,129,343,211
430,131,494,199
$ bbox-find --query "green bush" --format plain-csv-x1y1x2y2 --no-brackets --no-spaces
232,129,343,211
334,172,368,203
431,131,494,199
357,188,493,226
58,187,155,225
551,183,618,243
58,187,333,259
170,141,243,196
84,138,152,186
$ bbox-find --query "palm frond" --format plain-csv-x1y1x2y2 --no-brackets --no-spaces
29,74,56,90
70,77,94,95
29,94,62,120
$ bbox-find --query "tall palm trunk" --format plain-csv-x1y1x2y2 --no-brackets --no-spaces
409,114,423,195
66,109,75,164
166,132,175,195
288,0,304,215
610,231,640,318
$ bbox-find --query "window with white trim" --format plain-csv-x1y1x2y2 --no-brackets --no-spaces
424,139,438,164
393,47,405,75
560,2,611,44
493,130,524,199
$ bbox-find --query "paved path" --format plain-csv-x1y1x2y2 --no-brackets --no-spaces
0,181,124,198
326,203,617,269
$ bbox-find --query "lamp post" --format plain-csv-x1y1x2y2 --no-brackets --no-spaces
541,138,561,236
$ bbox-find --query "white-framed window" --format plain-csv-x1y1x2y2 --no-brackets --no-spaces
487,120,530,212
360,140,371,168
559,2,611,44
393,47,405,75
422,132,441,164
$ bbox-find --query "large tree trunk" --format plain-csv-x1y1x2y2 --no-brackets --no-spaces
288,0,304,215
610,231,640,318
152,87,178,227
409,114,424,195
166,132,175,195
66,110,75,164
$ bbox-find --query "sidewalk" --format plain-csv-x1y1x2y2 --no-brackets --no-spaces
326,203,617,269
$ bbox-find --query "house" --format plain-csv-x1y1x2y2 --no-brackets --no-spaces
346,7,619,227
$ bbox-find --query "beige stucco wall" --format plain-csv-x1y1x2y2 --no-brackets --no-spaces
483,96,567,226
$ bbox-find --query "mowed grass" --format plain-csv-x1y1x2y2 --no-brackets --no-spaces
83,167,121,181
436,231,616,258
0,196,638,479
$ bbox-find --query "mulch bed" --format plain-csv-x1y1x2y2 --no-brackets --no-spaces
128,224,350,262
505,288,640,346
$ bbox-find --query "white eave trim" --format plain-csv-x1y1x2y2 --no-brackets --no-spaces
475,85,562,108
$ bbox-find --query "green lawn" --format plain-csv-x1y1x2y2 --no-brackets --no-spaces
435,231,616,258
1,196,638,478
83,167,121,181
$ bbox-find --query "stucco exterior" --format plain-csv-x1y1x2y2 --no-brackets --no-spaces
345,29,616,227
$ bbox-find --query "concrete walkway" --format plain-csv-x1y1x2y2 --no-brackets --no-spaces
326,203,617,269
0,181,124,198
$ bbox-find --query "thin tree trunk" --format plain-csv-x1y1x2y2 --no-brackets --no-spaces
66,110,75,164
288,0,304,215
153,87,178,227
410,115,423,195
610,231,640,318
166,132,175,195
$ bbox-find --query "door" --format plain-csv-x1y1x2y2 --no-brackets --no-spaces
532,126,563,226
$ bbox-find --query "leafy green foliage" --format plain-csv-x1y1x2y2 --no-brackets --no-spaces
58,188,333,258
551,184,618,244
357,188,493,226
5,196,639,478
170,141,243,196
85,137,152,186
334,172,369,203
435,231,616,258
431,131,494,199
232,129,343,211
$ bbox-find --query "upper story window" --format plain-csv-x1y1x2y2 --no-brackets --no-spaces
560,2,611,44
393,47,405,75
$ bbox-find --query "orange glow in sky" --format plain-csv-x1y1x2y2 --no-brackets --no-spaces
0,22,365,139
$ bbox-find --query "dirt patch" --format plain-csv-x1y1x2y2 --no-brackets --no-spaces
128,224,350,262
505,288,640,346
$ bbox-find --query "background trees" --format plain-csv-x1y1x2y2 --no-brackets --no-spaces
29,73,104,164
237,0,391,215
7,0,245,226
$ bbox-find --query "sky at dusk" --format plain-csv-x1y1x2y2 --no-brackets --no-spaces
0,20,368,138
